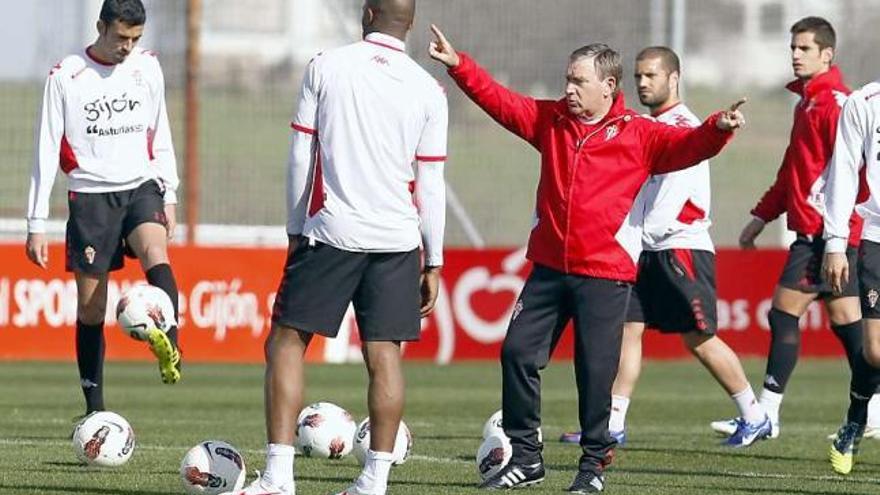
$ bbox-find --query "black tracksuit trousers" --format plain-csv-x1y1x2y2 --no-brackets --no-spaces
502,264,630,473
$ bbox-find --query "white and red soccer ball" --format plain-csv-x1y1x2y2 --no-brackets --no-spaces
482,409,504,439
115,284,176,341
476,410,543,480
351,417,412,466
476,433,512,481
296,402,357,459
179,440,246,494
71,411,136,467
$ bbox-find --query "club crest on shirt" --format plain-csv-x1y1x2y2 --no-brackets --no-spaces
131,69,144,87
84,246,96,265
867,289,879,309
604,125,619,141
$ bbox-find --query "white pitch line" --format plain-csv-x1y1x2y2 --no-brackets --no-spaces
714,470,880,484
4,437,880,484
408,454,469,465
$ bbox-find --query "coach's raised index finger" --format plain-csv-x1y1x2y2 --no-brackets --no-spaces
729,97,748,113
430,24,447,45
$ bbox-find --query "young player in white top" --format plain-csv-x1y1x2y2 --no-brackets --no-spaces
823,78,880,474
24,0,182,417
228,1,447,495
559,47,770,449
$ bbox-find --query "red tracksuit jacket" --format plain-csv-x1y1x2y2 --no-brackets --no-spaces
751,66,864,246
448,52,734,282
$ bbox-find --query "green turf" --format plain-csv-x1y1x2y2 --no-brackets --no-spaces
0,358,877,494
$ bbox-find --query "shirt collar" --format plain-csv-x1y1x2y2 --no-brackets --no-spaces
651,101,682,118
786,65,843,99
364,32,406,53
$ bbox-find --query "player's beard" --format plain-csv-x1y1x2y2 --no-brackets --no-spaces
639,88,669,110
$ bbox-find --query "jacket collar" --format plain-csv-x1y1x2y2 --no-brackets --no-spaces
786,65,843,99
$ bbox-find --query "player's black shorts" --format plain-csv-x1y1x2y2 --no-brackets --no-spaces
271,239,421,341
626,249,717,334
778,235,859,297
66,180,167,274
858,240,880,319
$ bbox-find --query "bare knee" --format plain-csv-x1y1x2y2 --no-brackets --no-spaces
681,332,710,354
865,341,880,368
264,325,310,362
771,286,814,317
140,243,169,268
825,296,861,326
363,342,402,376
78,301,107,324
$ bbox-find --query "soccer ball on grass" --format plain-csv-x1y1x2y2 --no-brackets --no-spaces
296,402,357,459
352,417,412,465
180,440,246,494
71,411,136,467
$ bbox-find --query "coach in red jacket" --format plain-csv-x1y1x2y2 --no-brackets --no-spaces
429,26,744,493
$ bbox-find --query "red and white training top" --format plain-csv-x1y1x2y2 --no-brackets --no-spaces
641,103,714,252
750,66,864,245
27,46,178,233
823,80,880,252
288,32,448,265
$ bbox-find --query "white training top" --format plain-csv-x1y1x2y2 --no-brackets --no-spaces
287,32,448,265
640,103,714,252
823,80,880,253
27,47,178,234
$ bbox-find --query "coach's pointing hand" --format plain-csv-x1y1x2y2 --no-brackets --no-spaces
717,97,747,131
428,24,460,68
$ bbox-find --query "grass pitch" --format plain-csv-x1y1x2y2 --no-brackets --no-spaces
0,359,878,494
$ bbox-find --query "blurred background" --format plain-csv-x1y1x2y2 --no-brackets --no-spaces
2,0,880,248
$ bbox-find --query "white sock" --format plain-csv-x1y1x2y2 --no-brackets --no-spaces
731,386,764,424
263,443,295,488
758,388,783,424
608,395,630,432
868,394,880,428
355,449,394,495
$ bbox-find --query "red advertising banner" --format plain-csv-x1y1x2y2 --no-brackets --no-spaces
0,244,842,363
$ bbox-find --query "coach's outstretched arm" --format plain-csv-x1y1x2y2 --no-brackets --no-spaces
644,98,747,175
428,24,552,148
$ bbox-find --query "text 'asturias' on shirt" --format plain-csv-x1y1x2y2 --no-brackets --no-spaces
27,47,178,233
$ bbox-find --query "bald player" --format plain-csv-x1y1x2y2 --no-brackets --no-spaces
225,1,448,494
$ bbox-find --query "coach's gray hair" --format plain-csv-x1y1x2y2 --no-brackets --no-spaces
570,43,622,97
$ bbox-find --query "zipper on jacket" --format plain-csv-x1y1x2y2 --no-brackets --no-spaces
562,115,626,273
